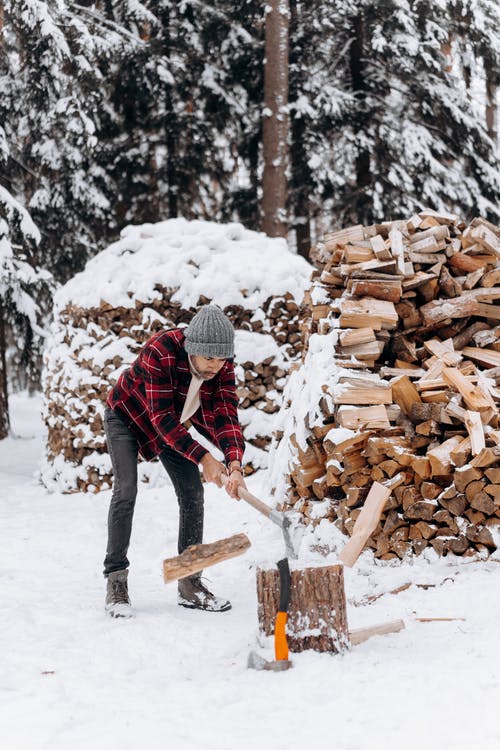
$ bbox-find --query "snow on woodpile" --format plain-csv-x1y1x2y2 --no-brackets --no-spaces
41,219,312,492
270,210,500,560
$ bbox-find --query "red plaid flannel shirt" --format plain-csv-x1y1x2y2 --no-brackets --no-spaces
107,328,244,464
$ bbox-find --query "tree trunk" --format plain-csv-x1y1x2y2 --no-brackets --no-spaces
261,0,290,237
485,61,498,143
0,304,10,439
160,4,178,218
246,133,261,228
349,13,371,224
256,564,349,653
289,0,311,259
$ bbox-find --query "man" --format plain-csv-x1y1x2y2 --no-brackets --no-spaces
103,304,246,618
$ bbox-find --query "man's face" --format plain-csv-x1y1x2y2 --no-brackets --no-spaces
191,355,226,380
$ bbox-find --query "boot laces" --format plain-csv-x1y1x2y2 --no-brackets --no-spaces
112,578,129,605
196,578,212,595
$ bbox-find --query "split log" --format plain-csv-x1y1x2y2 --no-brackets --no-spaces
420,293,480,325
337,405,391,430
450,437,472,467
339,298,399,329
454,465,484,492
442,367,494,413
465,410,485,455
415,617,465,623
391,375,422,416
333,378,393,405
427,435,464,475
163,533,251,582
339,327,376,347
462,347,500,368
339,481,392,566
339,340,385,361
349,619,405,645
256,564,349,653
350,280,402,302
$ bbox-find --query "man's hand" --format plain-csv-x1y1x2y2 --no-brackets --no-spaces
224,469,246,500
200,453,226,487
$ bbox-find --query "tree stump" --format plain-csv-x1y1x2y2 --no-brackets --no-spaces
256,564,349,653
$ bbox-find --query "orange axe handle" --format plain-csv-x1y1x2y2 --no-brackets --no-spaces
275,611,289,661
274,558,291,662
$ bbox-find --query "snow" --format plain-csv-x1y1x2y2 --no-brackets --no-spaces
54,219,312,314
2,392,500,750
234,329,289,368
0,185,41,243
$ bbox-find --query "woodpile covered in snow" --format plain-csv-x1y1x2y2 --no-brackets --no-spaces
271,209,500,559
41,220,311,493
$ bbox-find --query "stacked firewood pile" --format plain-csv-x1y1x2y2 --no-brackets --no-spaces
42,220,311,493
43,293,301,492
280,209,500,558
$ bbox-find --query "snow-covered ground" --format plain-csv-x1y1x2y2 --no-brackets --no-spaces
1,392,500,750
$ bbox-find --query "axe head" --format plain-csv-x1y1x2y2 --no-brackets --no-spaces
247,651,292,672
281,512,305,560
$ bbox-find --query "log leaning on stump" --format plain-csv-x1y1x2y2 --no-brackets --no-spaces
256,564,349,653
163,533,251,582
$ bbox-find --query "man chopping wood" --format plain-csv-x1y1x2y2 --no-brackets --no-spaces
103,304,246,618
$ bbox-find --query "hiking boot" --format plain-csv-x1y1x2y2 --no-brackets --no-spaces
105,569,134,618
178,575,231,612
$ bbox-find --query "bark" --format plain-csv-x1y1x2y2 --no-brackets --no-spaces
349,13,371,223
289,0,311,259
0,304,9,439
261,0,290,237
441,38,453,74
256,564,349,653
163,533,251,582
157,3,178,218
485,61,498,143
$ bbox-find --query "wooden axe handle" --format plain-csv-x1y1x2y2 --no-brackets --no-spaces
221,474,273,519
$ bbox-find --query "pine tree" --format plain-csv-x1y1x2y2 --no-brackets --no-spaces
329,0,500,225
0,0,124,428
449,1,500,146
0,182,53,436
288,0,352,256
196,0,264,229
0,0,129,283
97,1,265,230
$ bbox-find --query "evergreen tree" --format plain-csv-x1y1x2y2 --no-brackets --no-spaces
288,0,352,255
0,0,124,429
0,181,53,435
97,1,264,229
449,1,500,143
0,0,129,283
328,0,500,226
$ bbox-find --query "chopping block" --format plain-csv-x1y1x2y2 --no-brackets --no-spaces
256,563,405,653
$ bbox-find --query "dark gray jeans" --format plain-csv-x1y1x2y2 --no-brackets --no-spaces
103,406,204,576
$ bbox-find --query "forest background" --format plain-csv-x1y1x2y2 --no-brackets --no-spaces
1,0,499,437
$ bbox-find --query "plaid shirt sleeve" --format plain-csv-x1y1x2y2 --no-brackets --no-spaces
213,362,245,465
142,337,209,464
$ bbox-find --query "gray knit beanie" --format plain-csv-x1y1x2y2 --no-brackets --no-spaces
184,305,235,358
